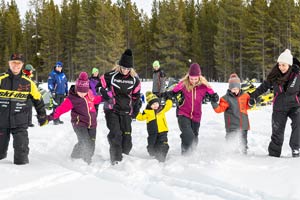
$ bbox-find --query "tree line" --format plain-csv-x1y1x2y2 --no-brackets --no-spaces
0,0,299,82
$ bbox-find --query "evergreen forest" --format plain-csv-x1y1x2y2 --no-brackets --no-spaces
1,0,299,82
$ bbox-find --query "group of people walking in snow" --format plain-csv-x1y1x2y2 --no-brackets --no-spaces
0,48,300,165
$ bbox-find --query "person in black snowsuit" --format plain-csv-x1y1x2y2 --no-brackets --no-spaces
98,49,142,165
249,49,300,157
0,54,48,165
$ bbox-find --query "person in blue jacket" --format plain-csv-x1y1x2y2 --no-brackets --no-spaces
48,61,68,125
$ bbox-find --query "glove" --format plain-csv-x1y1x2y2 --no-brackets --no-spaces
292,64,300,73
51,92,56,99
132,99,142,119
165,91,174,100
37,115,48,126
210,93,219,103
248,98,256,107
100,88,110,101
47,113,54,122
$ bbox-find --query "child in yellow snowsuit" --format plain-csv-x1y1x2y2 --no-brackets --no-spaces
136,91,172,162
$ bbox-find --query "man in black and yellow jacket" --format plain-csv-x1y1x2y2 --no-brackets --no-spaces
0,54,48,165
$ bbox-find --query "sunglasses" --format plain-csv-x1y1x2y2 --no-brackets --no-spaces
121,66,131,71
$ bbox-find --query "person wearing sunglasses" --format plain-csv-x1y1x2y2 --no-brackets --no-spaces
98,49,142,165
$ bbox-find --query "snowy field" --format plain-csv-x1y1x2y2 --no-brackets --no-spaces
0,81,299,200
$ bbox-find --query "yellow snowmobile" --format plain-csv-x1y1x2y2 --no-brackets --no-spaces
241,78,274,108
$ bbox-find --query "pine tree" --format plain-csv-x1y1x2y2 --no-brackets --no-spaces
74,0,98,74
95,0,125,73
153,0,188,78
60,0,79,80
198,0,218,80
39,0,62,80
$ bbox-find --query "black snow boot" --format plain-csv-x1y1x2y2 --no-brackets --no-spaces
292,149,300,157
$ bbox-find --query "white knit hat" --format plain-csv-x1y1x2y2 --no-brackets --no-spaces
277,49,293,66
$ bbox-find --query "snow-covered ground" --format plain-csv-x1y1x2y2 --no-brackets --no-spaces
0,81,298,200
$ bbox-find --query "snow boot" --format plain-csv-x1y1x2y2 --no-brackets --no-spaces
292,149,300,157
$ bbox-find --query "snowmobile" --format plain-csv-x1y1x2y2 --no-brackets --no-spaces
241,78,257,94
241,78,274,107
37,84,57,110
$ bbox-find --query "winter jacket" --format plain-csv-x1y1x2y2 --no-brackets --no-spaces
172,81,214,122
212,90,250,131
0,69,46,128
136,99,172,134
89,76,100,96
99,70,141,115
152,69,166,94
52,85,102,129
251,72,300,112
48,68,68,95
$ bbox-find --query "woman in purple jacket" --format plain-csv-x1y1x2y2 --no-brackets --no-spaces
89,67,100,116
169,63,217,154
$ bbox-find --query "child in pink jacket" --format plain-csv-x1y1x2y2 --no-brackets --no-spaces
165,63,216,154
48,72,102,164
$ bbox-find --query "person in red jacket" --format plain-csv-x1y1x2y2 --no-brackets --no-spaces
211,73,251,154
48,72,102,164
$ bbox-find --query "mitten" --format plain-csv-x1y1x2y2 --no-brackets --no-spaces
37,115,48,126
248,98,256,107
210,93,219,103
165,91,174,100
100,88,110,101
47,113,54,122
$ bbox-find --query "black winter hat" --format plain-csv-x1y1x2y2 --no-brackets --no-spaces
119,49,133,68
10,53,24,62
146,91,159,106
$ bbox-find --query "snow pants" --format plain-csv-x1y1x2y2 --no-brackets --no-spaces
147,131,169,162
268,107,300,157
53,94,65,123
105,112,132,163
0,128,29,165
71,126,96,164
28,100,33,125
177,115,200,155
226,130,248,154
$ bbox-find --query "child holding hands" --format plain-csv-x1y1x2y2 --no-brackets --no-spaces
48,72,102,164
211,73,251,154
136,91,173,162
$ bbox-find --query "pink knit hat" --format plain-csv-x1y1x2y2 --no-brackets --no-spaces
189,63,201,77
76,72,89,93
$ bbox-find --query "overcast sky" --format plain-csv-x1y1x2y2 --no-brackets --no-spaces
11,0,153,19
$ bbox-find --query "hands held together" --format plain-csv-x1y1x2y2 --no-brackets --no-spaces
210,93,219,103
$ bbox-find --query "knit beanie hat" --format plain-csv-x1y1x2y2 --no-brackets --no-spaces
25,64,35,71
76,72,90,93
228,73,241,89
146,91,159,106
189,63,201,77
277,49,293,66
119,49,133,68
92,67,99,74
152,60,160,68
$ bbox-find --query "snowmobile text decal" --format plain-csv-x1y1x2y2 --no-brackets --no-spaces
0,89,29,100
